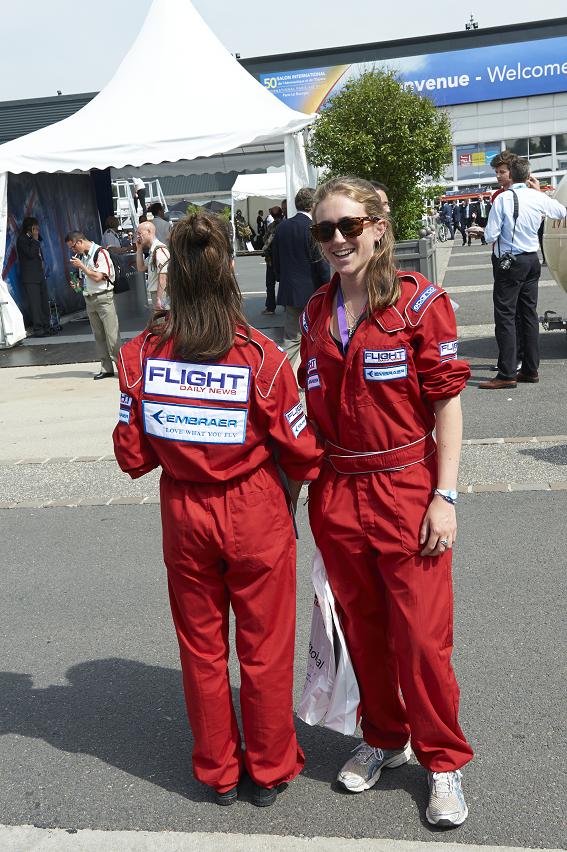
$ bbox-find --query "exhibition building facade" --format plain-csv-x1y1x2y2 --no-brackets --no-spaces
0,17,566,194
244,16,567,191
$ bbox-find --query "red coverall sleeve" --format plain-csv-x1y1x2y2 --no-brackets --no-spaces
112,351,160,479
412,293,470,402
297,331,308,390
256,355,323,481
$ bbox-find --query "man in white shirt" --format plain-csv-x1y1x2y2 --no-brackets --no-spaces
135,221,170,309
132,177,147,219
66,230,122,380
479,158,566,389
148,203,172,245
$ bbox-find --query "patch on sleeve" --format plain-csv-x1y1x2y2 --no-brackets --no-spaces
439,340,458,359
301,310,309,334
291,414,307,438
120,393,133,408
285,401,304,425
411,285,438,313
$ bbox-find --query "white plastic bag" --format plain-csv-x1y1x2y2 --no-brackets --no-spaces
297,548,360,735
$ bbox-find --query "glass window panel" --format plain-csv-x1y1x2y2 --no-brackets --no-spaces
529,136,552,155
455,142,500,181
556,134,567,155
505,138,528,156
529,153,553,173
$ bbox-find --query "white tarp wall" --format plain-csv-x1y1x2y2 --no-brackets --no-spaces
0,172,26,347
0,0,317,343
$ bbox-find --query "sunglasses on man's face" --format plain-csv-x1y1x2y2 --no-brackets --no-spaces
311,216,380,243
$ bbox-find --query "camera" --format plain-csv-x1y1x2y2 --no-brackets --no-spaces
498,252,514,271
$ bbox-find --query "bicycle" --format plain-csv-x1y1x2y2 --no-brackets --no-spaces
436,221,451,242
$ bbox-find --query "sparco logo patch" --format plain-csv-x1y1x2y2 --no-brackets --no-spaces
411,285,437,313
143,401,247,444
364,348,406,365
439,340,458,358
364,365,408,382
144,359,251,402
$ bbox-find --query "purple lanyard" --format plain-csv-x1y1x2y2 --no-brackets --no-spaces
337,287,366,353
336,287,352,352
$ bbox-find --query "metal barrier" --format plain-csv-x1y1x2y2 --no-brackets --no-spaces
394,235,438,283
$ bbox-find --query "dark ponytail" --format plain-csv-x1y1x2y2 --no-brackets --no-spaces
153,213,249,362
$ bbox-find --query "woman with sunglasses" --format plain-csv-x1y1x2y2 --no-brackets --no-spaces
113,213,322,807
299,177,473,828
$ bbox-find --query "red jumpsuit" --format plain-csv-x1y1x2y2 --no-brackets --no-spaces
113,326,323,793
298,272,474,772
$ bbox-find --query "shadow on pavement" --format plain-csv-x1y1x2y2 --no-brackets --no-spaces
16,370,97,380
519,444,567,465
0,659,209,803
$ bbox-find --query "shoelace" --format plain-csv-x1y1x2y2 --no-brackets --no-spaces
431,771,460,796
352,743,383,765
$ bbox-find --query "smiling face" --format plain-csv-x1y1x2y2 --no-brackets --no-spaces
314,193,385,288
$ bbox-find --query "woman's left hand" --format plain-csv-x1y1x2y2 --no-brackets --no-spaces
419,495,457,557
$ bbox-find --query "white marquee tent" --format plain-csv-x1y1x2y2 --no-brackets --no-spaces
0,0,317,315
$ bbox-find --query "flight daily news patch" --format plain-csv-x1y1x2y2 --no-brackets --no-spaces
143,401,247,445
364,348,407,365
144,359,251,403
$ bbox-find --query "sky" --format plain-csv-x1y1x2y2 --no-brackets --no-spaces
0,0,565,102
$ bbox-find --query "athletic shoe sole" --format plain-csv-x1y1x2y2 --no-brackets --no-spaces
426,803,469,827
337,742,412,793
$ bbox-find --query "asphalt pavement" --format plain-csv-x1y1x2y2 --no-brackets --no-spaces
1,495,565,849
2,243,567,850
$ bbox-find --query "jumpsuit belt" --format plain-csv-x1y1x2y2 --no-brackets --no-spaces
324,432,436,474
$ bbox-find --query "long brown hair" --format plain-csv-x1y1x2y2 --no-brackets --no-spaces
312,176,401,311
153,213,249,362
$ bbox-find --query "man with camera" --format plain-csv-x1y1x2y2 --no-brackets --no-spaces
478,158,566,390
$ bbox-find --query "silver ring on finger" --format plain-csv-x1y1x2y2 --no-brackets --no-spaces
439,538,449,548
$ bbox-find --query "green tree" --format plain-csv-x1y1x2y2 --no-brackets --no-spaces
307,70,452,239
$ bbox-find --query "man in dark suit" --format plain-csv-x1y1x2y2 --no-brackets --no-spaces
16,216,53,337
452,202,467,246
272,187,330,370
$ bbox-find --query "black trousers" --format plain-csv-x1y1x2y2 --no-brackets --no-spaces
134,189,146,215
24,279,50,333
265,262,276,312
492,252,540,380
454,222,466,244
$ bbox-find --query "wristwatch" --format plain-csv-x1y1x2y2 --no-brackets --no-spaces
434,488,458,505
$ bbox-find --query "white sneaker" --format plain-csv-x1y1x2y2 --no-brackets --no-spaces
426,769,468,827
337,740,412,793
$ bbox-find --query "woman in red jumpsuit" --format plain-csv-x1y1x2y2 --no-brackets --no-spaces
299,177,474,828
113,213,322,807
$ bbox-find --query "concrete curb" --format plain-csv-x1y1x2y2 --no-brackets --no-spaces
2,436,565,468
2,480,567,510
3,825,563,852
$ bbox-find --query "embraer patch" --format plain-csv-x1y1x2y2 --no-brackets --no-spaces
143,401,247,444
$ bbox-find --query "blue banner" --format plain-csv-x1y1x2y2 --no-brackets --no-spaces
3,173,101,316
260,35,567,111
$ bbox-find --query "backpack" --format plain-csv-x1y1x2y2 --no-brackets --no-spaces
94,247,129,293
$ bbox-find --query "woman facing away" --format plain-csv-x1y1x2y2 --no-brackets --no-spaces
113,213,322,807
298,176,474,828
